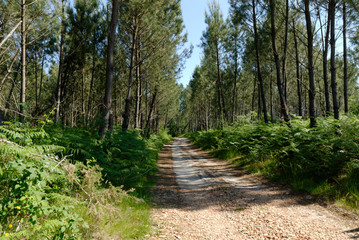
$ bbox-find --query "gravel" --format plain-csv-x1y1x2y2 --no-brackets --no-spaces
151,138,359,240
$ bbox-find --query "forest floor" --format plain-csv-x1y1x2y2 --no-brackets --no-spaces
150,138,359,240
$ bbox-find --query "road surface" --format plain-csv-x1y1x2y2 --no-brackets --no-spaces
151,138,359,240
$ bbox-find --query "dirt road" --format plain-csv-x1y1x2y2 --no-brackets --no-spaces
151,138,359,240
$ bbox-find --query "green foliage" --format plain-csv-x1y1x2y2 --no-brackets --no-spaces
40,125,171,190
0,141,86,238
189,116,359,209
0,122,170,238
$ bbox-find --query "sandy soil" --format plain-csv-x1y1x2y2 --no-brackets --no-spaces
150,138,359,240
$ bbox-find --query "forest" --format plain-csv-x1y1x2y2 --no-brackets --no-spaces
0,0,359,238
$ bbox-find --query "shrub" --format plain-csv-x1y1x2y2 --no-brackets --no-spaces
189,116,359,208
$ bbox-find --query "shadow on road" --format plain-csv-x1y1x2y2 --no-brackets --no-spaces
152,138,359,239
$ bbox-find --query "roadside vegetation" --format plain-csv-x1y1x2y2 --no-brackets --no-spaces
0,121,171,239
188,115,359,210
2,0,359,237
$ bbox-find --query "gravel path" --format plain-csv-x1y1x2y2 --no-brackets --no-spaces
151,138,359,240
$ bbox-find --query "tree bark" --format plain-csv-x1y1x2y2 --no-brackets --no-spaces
134,36,142,129
269,0,290,123
282,0,289,103
232,30,238,122
81,66,86,123
145,87,158,137
55,0,65,123
343,0,349,114
122,21,138,131
20,0,26,122
99,0,119,139
252,0,268,123
270,70,274,122
292,19,303,117
39,51,45,111
304,0,317,127
34,53,39,115
329,0,339,119
87,54,96,125
319,5,331,116
215,39,224,126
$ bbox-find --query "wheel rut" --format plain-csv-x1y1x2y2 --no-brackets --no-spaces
151,138,359,240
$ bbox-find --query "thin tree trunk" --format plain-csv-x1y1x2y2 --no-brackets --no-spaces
319,5,331,116
55,0,65,123
304,0,317,127
99,0,119,139
39,51,45,109
232,32,238,122
269,0,290,123
343,0,349,114
252,0,268,123
145,87,158,137
81,66,85,123
34,53,38,114
122,21,138,131
5,63,20,119
270,69,274,122
87,54,96,125
215,40,224,126
134,37,141,129
257,80,261,120
293,19,303,117
20,0,26,122
114,77,118,123
282,0,289,103
251,76,256,114
330,0,339,119
144,77,148,130
0,49,20,92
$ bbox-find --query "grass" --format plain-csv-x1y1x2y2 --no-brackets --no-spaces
0,122,172,239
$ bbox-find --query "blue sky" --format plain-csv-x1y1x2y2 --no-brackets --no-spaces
179,0,230,87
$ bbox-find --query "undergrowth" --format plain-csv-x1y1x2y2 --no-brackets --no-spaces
188,116,359,210
0,122,171,239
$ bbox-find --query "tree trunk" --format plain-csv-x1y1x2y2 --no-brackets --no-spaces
343,0,349,114
39,51,45,110
99,0,119,139
34,53,38,114
0,49,20,92
251,76,256,114
304,0,317,127
0,109,3,125
252,0,268,123
20,0,26,122
5,63,20,119
232,35,238,122
292,19,303,117
319,5,331,116
55,0,65,123
134,37,142,129
215,39,224,126
145,87,158,137
329,0,339,119
122,22,138,131
282,0,289,103
81,66,86,123
87,54,96,125
270,69,274,122
269,0,290,123
257,80,261,120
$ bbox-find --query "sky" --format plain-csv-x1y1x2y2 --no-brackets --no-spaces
179,0,230,87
